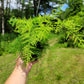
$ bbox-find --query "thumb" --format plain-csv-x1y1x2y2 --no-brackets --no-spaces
26,62,33,74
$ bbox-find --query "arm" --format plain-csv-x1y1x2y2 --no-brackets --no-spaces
5,57,38,84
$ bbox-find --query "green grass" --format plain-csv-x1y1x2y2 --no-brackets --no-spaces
0,36,84,84
27,48,84,84
0,54,17,84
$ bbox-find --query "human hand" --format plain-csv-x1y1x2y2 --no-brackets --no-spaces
15,56,38,76
5,54,38,84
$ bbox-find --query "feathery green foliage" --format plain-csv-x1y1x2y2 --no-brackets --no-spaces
9,11,84,62
9,15,53,63
53,11,84,48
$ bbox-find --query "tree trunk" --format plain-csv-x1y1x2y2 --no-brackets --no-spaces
22,4,24,17
1,0,5,36
17,0,20,11
33,0,37,16
33,0,40,16
6,0,8,14
8,0,11,16
36,0,41,16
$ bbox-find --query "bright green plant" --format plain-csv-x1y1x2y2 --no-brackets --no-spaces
53,12,84,48
9,11,84,63
63,15,84,47
0,33,18,55
9,15,53,63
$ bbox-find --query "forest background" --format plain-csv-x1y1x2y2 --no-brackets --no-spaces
0,0,84,84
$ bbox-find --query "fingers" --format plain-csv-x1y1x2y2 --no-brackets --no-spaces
16,52,38,74
16,56,20,63
31,60,38,64
16,52,22,62
26,60,38,74
26,62,33,74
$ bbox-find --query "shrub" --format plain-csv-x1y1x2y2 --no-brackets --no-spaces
0,33,17,41
0,48,3,56
54,12,84,48
0,33,19,55
8,11,84,62
5,36,22,54
9,15,53,63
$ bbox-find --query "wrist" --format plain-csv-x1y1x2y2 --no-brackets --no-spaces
14,66,27,77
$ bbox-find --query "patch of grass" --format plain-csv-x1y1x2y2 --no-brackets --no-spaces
0,33,22,55
0,54,17,84
27,48,84,84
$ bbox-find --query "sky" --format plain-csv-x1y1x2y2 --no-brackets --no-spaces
1,0,19,9
0,0,69,15
61,3,69,11
0,1,1,7
0,0,68,9
39,3,69,15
